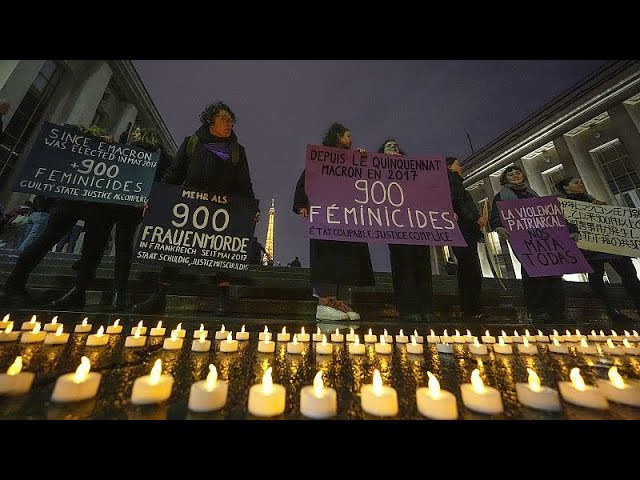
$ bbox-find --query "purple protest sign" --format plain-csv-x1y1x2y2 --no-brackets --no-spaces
304,145,466,246
497,196,592,277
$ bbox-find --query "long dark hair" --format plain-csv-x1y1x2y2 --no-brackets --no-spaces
555,176,576,194
321,122,348,148
499,165,525,185
377,138,406,155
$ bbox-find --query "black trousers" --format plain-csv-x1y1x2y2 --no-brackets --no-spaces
452,239,483,314
521,268,565,319
388,244,432,316
588,256,640,312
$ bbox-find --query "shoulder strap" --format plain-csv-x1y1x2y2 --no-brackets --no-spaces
186,134,199,158
230,142,240,165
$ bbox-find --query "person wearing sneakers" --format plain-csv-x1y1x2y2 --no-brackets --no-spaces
293,122,374,321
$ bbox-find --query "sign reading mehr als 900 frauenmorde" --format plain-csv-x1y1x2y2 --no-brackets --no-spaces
305,145,466,246
133,182,258,272
12,122,159,205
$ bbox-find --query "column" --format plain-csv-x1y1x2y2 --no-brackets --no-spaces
64,61,113,127
0,60,45,125
609,103,640,174
553,136,580,178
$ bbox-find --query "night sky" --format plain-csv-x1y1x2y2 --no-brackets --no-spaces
133,60,605,272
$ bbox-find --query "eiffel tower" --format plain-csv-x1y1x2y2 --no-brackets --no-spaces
262,198,275,265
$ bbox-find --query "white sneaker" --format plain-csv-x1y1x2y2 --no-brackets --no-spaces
316,305,350,321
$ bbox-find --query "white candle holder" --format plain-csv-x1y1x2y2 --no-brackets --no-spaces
460,383,504,415
300,383,337,419
596,379,640,407
558,382,608,410
191,338,211,352
248,383,286,417
188,380,228,412
258,340,275,353
361,383,398,417
163,337,184,351
20,330,46,344
348,342,365,355
406,341,424,355
51,372,102,403
125,335,146,348
44,332,69,345
416,387,458,420
374,342,392,355
516,383,561,412
130,326,147,336
0,372,35,396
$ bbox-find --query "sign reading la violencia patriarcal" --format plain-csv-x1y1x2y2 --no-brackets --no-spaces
12,122,159,205
304,145,466,246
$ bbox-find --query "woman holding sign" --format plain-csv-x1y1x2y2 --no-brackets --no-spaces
293,122,374,321
489,165,568,323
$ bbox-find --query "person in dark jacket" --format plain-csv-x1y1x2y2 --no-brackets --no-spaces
132,101,259,316
489,165,567,323
447,156,486,320
293,122,374,321
556,176,639,325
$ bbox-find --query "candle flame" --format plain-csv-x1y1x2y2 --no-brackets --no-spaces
569,368,586,391
263,326,268,334
354,335,360,345
4,323,13,334
380,335,386,346
399,329,404,336
82,318,88,326
553,329,559,336
226,332,233,343
523,337,530,347
431,329,435,336
414,329,419,337
97,326,104,337
32,322,41,334
199,324,204,332
316,326,321,335
537,330,543,336
73,356,91,383
281,326,286,334
55,324,63,336
30,315,36,324
51,316,58,325
553,337,560,346
580,338,588,347
623,338,632,348
149,359,162,385
2,314,8,322
313,370,324,396
513,330,519,337
624,330,630,337
262,367,273,394
591,330,596,336
599,330,605,336
608,366,625,389
427,371,440,399
171,329,178,341
7,356,22,375
455,329,460,337
335,328,339,335
301,326,306,335
372,369,383,396
565,329,571,336
384,329,388,336
611,330,617,336
292,334,298,345
466,329,472,336
526,368,541,392
199,331,206,343
473,338,480,347
134,327,141,338
241,325,246,333
205,364,218,391
499,337,505,346
525,329,531,336
470,369,485,394
137,320,143,328
501,330,507,337
485,330,490,337
177,323,183,331
369,328,373,336
114,319,120,327
349,327,354,335
633,330,638,336
411,336,417,346
606,339,615,348
576,329,581,336
156,321,162,328
444,329,448,336
321,334,327,345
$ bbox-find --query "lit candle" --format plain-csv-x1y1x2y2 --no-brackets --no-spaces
106,319,123,335
609,329,623,342
361,369,398,417
603,339,625,356
257,333,275,353
0,323,20,342
149,320,166,337
380,329,392,344
130,359,174,405
515,368,561,412
300,370,337,419
248,367,286,417
285,334,303,354
277,326,290,342
191,330,211,352
44,324,69,345
348,335,365,355
130,321,147,336
219,332,239,353
452,329,465,344
74,317,92,333
464,329,475,343
406,336,424,355
374,335,392,354
0,356,34,395
315,335,333,355
576,338,597,355
436,342,454,354
469,338,488,356
51,356,101,403
43,315,60,332
259,326,270,341
574,329,586,342
364,328,377,344
461,369,504,415
548,337,569,354
312,327,324,342
596,367,640,407
427,329,441,344
628,330,640,342
523,329,536,343
512,330,523,344
395,329,409,344
163,329,184,350
173,323,186,339
0,313,11,329
188,365,228,412
20,322,45,343
345,327,356,343
192,323,208,339
481,330,495,344
86,326,109,347
124,326,146,347
236,324,250,341
558,368,608,410
498,330,513,344
535,329,549,343
562,329,577,343
622,338,640,355
517,337,538,355
416,371,457,420
330,328,343,343
412,329,424,344
20,315,38,331
296,326,310,343
587,329,604,342
493,337,513,355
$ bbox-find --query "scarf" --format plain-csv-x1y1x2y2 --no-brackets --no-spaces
203,142,231,161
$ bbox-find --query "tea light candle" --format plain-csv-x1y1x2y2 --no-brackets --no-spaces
406,336,424,355
43,315,60,332
587,330,602,342
596,367,640,407
374,336,392,354
493,337,513,355
312,327,324,342
173,323,186,339
257,333,275,353
517,337,538,355
628,330,640,342
464,329,475,343
411,329,423,344
188,365,228,412
74,317,92,333
452,329,466,344
576,338,597,355
124,327,146,347
192,324,208,339
558,368,608,410
515,368,561,412
296,327,310,342
364,328,377,344
548,337,569,354
286,334,304,354
149,321,166,337
345,327,356,343
0,323,20,342
461,369,504,415
277,326,290,342
219,332,239,352
603,339,625,356
330,328,344,343
300,370,337,419
163,329,184,350
498,330,513,344
512,331,524,344
427,329,441,344
44,324,69,345
395,329,409,344
21,315,38,331
106,319,123,334
86,326,108,347
20,322,45,343
214,324,229,340
259,326,270,341
348,335,365,355
130,359,174,405
440,330,453,343
469,338,488,356
0,356,35,395
0,314,11,329
609,330,623,342
622,339,640,355
248,367,286,417
481,330,496,344
315,335,333,355
361,369,398,417
535,329,550,343
523,330,536,343
130,321,147,336
380,329,392,344
236,324,250,341
51,356,101,403
416,371,457,420
191,330,211,352
436,342,453,354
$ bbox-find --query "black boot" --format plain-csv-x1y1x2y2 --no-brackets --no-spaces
110,290,127,311
46,286,86,310
131,283,168,315
214,286,230,316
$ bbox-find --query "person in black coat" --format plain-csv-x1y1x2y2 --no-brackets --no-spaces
447,156,486,320
293,122,374,322
132,101,259,316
